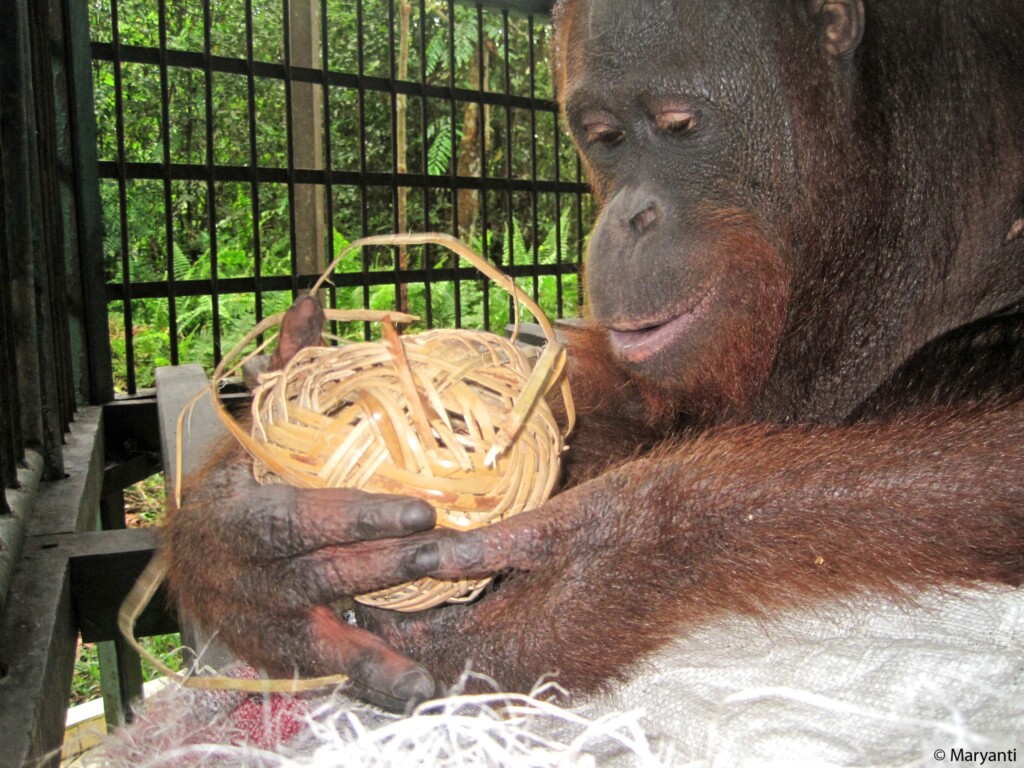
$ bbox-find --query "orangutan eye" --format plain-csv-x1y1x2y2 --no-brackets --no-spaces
655,110,697,135
584,121,625,147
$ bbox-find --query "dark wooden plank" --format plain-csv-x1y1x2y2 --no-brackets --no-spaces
97,634,145,728
102,396,162,458
24,406,104,537
65,527,176,643
0,406,106,768
95,496,147,727
504,321,548,347
0,526,170,766
0,0,48,470
101,454,162,502
0,541,76,768
155,365,230,490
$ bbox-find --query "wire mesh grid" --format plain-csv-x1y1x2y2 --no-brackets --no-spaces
88,0,592,394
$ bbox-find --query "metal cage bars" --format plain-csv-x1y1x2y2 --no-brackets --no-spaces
0,0,100,493
0,0,113,622
91,0,591,394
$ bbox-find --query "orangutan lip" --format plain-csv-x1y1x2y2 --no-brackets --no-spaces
607,286,717,364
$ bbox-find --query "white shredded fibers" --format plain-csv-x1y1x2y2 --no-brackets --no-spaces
87,680,673,768
89,585,1024,767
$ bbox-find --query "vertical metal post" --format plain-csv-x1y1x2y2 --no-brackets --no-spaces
502,10,515,324
355,0,372,338
0,0,65,479
476,4,490,330
201,1,223,363
109,0,137,393
446,0,461,327
244,0,266,326
319,0,336,313
157,0,179,366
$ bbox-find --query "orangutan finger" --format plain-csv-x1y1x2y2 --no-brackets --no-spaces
224,485,435,561
270,294,325,370
409,510,550,580
307,605,436,710
258,537,433,605
294,488,436,542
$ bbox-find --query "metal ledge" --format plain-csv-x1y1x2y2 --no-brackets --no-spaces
457,0,554,15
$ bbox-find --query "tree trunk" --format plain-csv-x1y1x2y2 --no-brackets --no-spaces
456,42,491,240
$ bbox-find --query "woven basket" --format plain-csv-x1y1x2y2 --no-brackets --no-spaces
209,233,574,612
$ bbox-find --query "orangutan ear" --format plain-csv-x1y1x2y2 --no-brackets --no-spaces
810,0,865,57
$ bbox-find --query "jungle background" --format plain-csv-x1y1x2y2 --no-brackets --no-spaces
73,0,590,704
90,0,591,394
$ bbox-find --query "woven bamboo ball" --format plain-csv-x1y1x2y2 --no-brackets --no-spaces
248,326,564,612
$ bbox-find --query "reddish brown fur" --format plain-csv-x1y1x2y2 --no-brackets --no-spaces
165,0,1024,708
363,397,1024,695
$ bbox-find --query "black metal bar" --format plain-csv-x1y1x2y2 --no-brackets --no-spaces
458,0,553,14
202,1,222,364
528,14,540,300
476,3,490,331
110,0,136,394
419,0,433,328
387,0,401,311
356,0,372,339
157,0,179,366
502,9,515,323
445,0,459,329
94,159,587,194
320,0,336,316
90,43,564,115
105,261,570,301
244,0,265,328
282,0,300,298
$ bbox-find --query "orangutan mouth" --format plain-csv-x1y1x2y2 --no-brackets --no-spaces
606,285,717,364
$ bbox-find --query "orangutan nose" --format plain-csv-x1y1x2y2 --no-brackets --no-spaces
629,200,659,235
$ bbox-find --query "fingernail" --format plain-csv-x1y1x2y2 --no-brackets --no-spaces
401,501,435,531
392,668,435,701
414,542,440,572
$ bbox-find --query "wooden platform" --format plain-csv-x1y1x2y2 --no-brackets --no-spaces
0,367,221,767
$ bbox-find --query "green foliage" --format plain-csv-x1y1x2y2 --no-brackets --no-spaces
124,474,166,526
427,120,456,177
89,0,589,394
70,642,103,706
71,636,183,707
